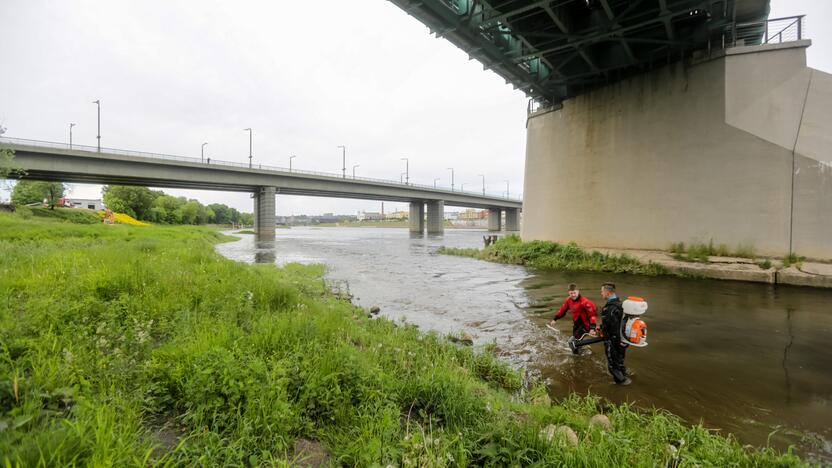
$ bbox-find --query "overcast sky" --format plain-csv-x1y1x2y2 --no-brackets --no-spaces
1,0,828,215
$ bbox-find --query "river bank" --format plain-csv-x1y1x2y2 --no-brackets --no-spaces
440,235,832,288
0,214,806,465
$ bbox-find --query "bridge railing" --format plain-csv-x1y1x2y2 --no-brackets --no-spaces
0,136,523,202
733,15,806,48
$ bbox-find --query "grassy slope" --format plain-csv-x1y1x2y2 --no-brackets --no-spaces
0,214,802,466
439,235,669,276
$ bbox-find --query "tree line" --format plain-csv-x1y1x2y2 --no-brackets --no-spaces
9,181,253,226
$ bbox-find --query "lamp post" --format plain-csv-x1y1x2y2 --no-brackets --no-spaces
434,178,440,189
400,172,406,183
400,157,409,185
504,180,510,199
337,145,346,178
478,174,485,196
92,100,100,151
69,123,76,148
352,164,360,178
289,155,296,172
460,183,466,192
447,168,454,192
201,142,208,163
243,128,252,168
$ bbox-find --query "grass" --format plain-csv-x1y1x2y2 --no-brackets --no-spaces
670,240,757,263
0,213,804,466
439,235,669,276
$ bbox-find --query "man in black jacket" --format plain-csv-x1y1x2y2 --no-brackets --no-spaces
600,282,631,385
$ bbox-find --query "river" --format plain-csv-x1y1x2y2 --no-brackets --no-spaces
216,227,832,462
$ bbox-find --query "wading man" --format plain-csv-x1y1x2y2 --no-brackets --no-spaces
549,283,597,354
599,282,631,385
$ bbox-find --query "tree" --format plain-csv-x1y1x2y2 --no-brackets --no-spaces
102,185,158,219
11,181,66,208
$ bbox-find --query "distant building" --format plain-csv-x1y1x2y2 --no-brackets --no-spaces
443,211,459,220
357,211,384,221
385,210,408,220
458,208,486,220
66,198,105,210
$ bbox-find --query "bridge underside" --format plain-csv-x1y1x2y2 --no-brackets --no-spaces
390,0,770,105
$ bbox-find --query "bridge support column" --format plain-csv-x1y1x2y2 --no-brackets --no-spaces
253,186,276,241
488,208,501,231
409,201,424,233
504,208,519,231
426,200,444,234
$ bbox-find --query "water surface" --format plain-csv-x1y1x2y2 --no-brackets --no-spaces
217,227,832,461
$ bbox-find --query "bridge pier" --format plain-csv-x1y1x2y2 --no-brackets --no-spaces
504,208,519,231
426,200,444,234
409,201,425,233
488,208,501,231
253,186,276,241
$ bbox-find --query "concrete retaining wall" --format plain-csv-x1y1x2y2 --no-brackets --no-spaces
522,42,832,260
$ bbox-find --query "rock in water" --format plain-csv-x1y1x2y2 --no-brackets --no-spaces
369,306,381,314
460,333,474,346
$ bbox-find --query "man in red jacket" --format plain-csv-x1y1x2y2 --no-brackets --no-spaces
549,283,598,354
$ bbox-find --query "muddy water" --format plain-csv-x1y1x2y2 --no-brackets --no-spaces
216,227,832,461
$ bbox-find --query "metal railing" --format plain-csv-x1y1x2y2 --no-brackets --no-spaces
733,15,806,47
0,136,522,202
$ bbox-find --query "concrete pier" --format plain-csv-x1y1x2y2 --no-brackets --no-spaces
426,200,444,234
409,201,425,233
488,208,501,231
253,186,276,240
504,208,519,231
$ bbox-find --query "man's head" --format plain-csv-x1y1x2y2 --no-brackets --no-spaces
600,282,616,299
567,283,580,300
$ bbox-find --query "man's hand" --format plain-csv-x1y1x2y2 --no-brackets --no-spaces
588,328,597,337
549,320,557,327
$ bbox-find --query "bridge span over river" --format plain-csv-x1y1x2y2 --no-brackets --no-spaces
1,137,522,239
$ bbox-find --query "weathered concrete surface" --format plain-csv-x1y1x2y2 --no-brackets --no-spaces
253,187,275,240
523,41,832,260
426,200,444,234
777,263,832,288
409,201,424,233
488,208,501,231
505,208,520,231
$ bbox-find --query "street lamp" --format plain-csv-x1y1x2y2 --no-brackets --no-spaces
478,174,485,196
504,180,510,199
201,142,208,163
352,164,360,178
289,155,296,172
69,123,76,148
400,157,409,185
460,183,466,192
434,178,440,189
243,128,252,168
92,100,100,151
337,145,346,178
400,172,407,183
447,168,454,192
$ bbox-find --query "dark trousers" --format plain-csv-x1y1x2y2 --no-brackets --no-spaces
571,321,590,354
603,339,628,383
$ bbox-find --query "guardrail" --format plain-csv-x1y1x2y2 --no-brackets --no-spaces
0,136,522,202
733,15,806,48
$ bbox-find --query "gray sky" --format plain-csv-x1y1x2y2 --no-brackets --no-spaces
1,1,828,215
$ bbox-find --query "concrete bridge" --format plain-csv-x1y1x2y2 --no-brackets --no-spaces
0,138,522,239
390,1,832,260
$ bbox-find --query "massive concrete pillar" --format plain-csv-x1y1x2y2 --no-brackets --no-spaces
426,200,444,234
504,208,520,231
487,208,501,231
253,186,276,241
409,201,425,233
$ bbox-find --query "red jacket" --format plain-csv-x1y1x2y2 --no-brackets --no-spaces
554,295,598,329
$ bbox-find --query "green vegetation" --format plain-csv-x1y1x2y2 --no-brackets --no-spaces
670,240,756,262
440,235,668,275
234,229,257,235
102,185,254,226
15,206,101,224
11,181,66,208
0,214,803,466
783,252,805,268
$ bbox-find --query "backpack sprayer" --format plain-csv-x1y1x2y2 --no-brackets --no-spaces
549,297,649,353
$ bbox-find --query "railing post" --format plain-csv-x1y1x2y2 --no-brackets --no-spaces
797,16,803,40
764,20,768,43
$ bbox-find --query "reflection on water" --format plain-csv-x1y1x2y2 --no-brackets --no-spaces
217,227,832,462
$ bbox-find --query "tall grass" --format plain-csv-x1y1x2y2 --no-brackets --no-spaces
0,214,803,466
439,235,668,276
